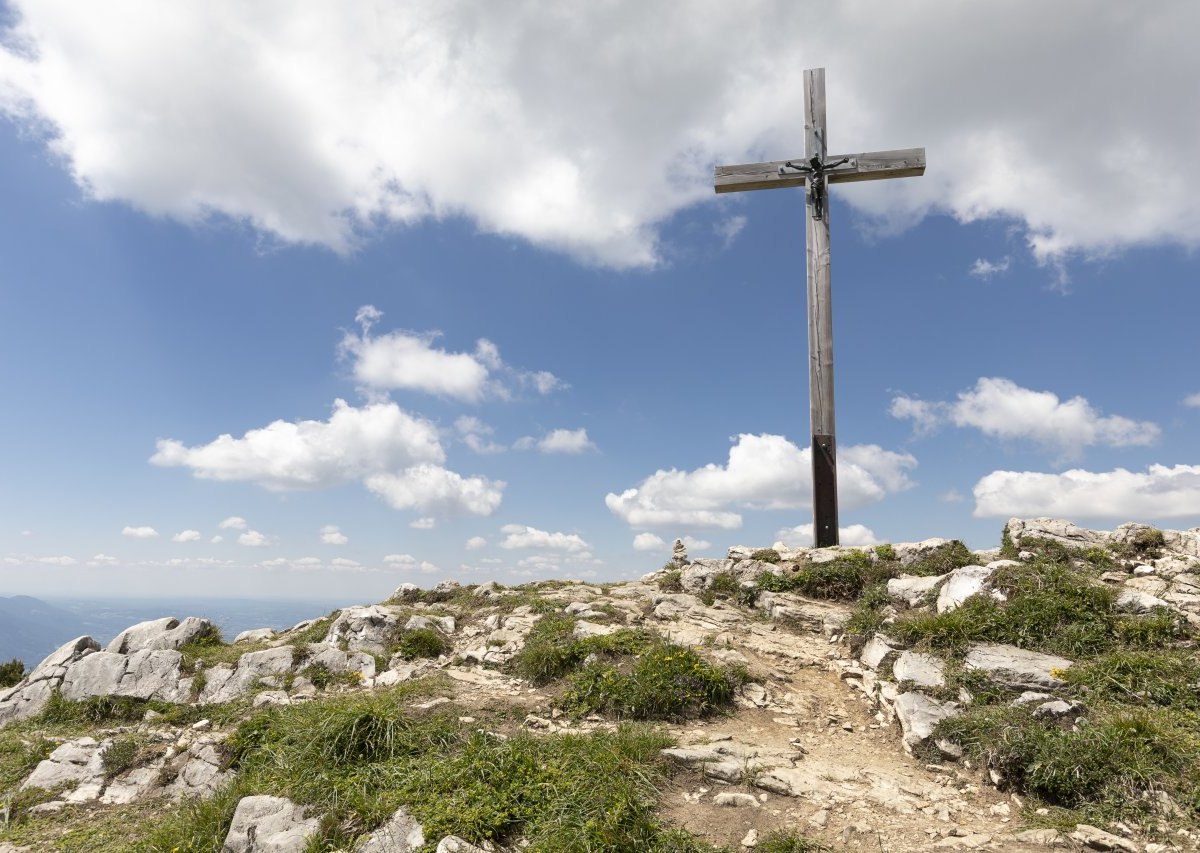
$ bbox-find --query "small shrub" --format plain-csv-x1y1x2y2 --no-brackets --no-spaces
509,614,653,685
290,615,335,646
559,642,744,720
905,541,975,576
936,703,1200,824
1082,546,1115,569
873,543,897,562
100,737,141,779
0,659,25,688
657,569,683,593
1114,527,1167,560
844,583,891,636
390,628,452,661
699,571,741,605
1065,650,1200,711
757,550,890,601
750,548,781,563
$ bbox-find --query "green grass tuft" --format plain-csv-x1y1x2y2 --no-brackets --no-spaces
657,569,684,592
559,642,745,721
0,660,24,690
509,614,654,685
750,548,780,563
388,627,452,661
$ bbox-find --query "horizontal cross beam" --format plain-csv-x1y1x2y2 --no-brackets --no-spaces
714,147,925,194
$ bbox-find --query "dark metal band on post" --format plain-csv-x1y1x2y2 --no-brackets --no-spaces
812,433,839,548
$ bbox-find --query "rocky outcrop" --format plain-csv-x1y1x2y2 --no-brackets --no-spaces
222,795,320,852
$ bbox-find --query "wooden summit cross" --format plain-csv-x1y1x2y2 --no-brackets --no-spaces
715,68,925,547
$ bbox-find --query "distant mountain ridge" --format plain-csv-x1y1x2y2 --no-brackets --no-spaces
0,595,91,666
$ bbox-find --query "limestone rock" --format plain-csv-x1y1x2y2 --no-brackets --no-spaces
936,564,1002,613
221,795,319,852
0,636,101,724
21,736,106,792
892,651,946,688
964,643,1072,690
1005,518,1109,549
859,635,899,670
164,736,233,799
435,838,493,853
326,606,403,654
235,628,277,643
106,616,217,654
356,806,425,852
886,573,947,607
893,692,959,750
1069,824,1138,852
1115,589,1174,613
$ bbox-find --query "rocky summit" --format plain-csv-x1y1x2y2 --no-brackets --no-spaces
1,518,1198,852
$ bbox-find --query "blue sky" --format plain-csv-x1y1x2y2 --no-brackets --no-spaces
1,2,1198,600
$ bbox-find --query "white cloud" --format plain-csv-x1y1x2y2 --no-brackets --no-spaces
465,536,488,550
891,378,1160,460
939,489,965,503
383,554,416,565
500,524,590,553
238,530,270,547
219,516,248,530
366,465,504,517
775,523,878,547
1184,393,1200,408
969,257,1010,279
683,536,712,552
210,535,224,544
455,416,505,455
3,5,1198,270
410,517,437,530
515,428,596,454
606,434,915,529
340,307,563,403
122,526,159,539
320,524,348,545
152,399,443,490
20,530,32,537
37,555,78,566
89,554,119,565
973,464,1200,520
715,215,747,249
330,557,361,569
172,529,202,543
632,532,666,552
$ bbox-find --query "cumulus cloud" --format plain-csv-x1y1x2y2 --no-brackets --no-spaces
210,535,224,544
152,399,443,490
409,517,437,530
465,536,488,550
606,434,915,530
973,464,1200,520
500,524,590,553
37,555,78,566
1184,393,1200,408
969,257,1010,279
683,536,712,552
632,532,666,552
122,526,158,539
366,465,504,517
320,524,348,545
238,530,270,547
3,4,1197,270
774,523,878,547
219,516,248,530
514,428,596,454
90,554,119,566
455,416,506,455
340,307,563,403
330,557,361,570
891,378,1160,460
172,529,202,543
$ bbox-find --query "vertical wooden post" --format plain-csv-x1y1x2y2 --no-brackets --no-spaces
804,68,839,547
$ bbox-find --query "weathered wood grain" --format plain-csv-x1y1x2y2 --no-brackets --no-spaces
713,148,926,193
